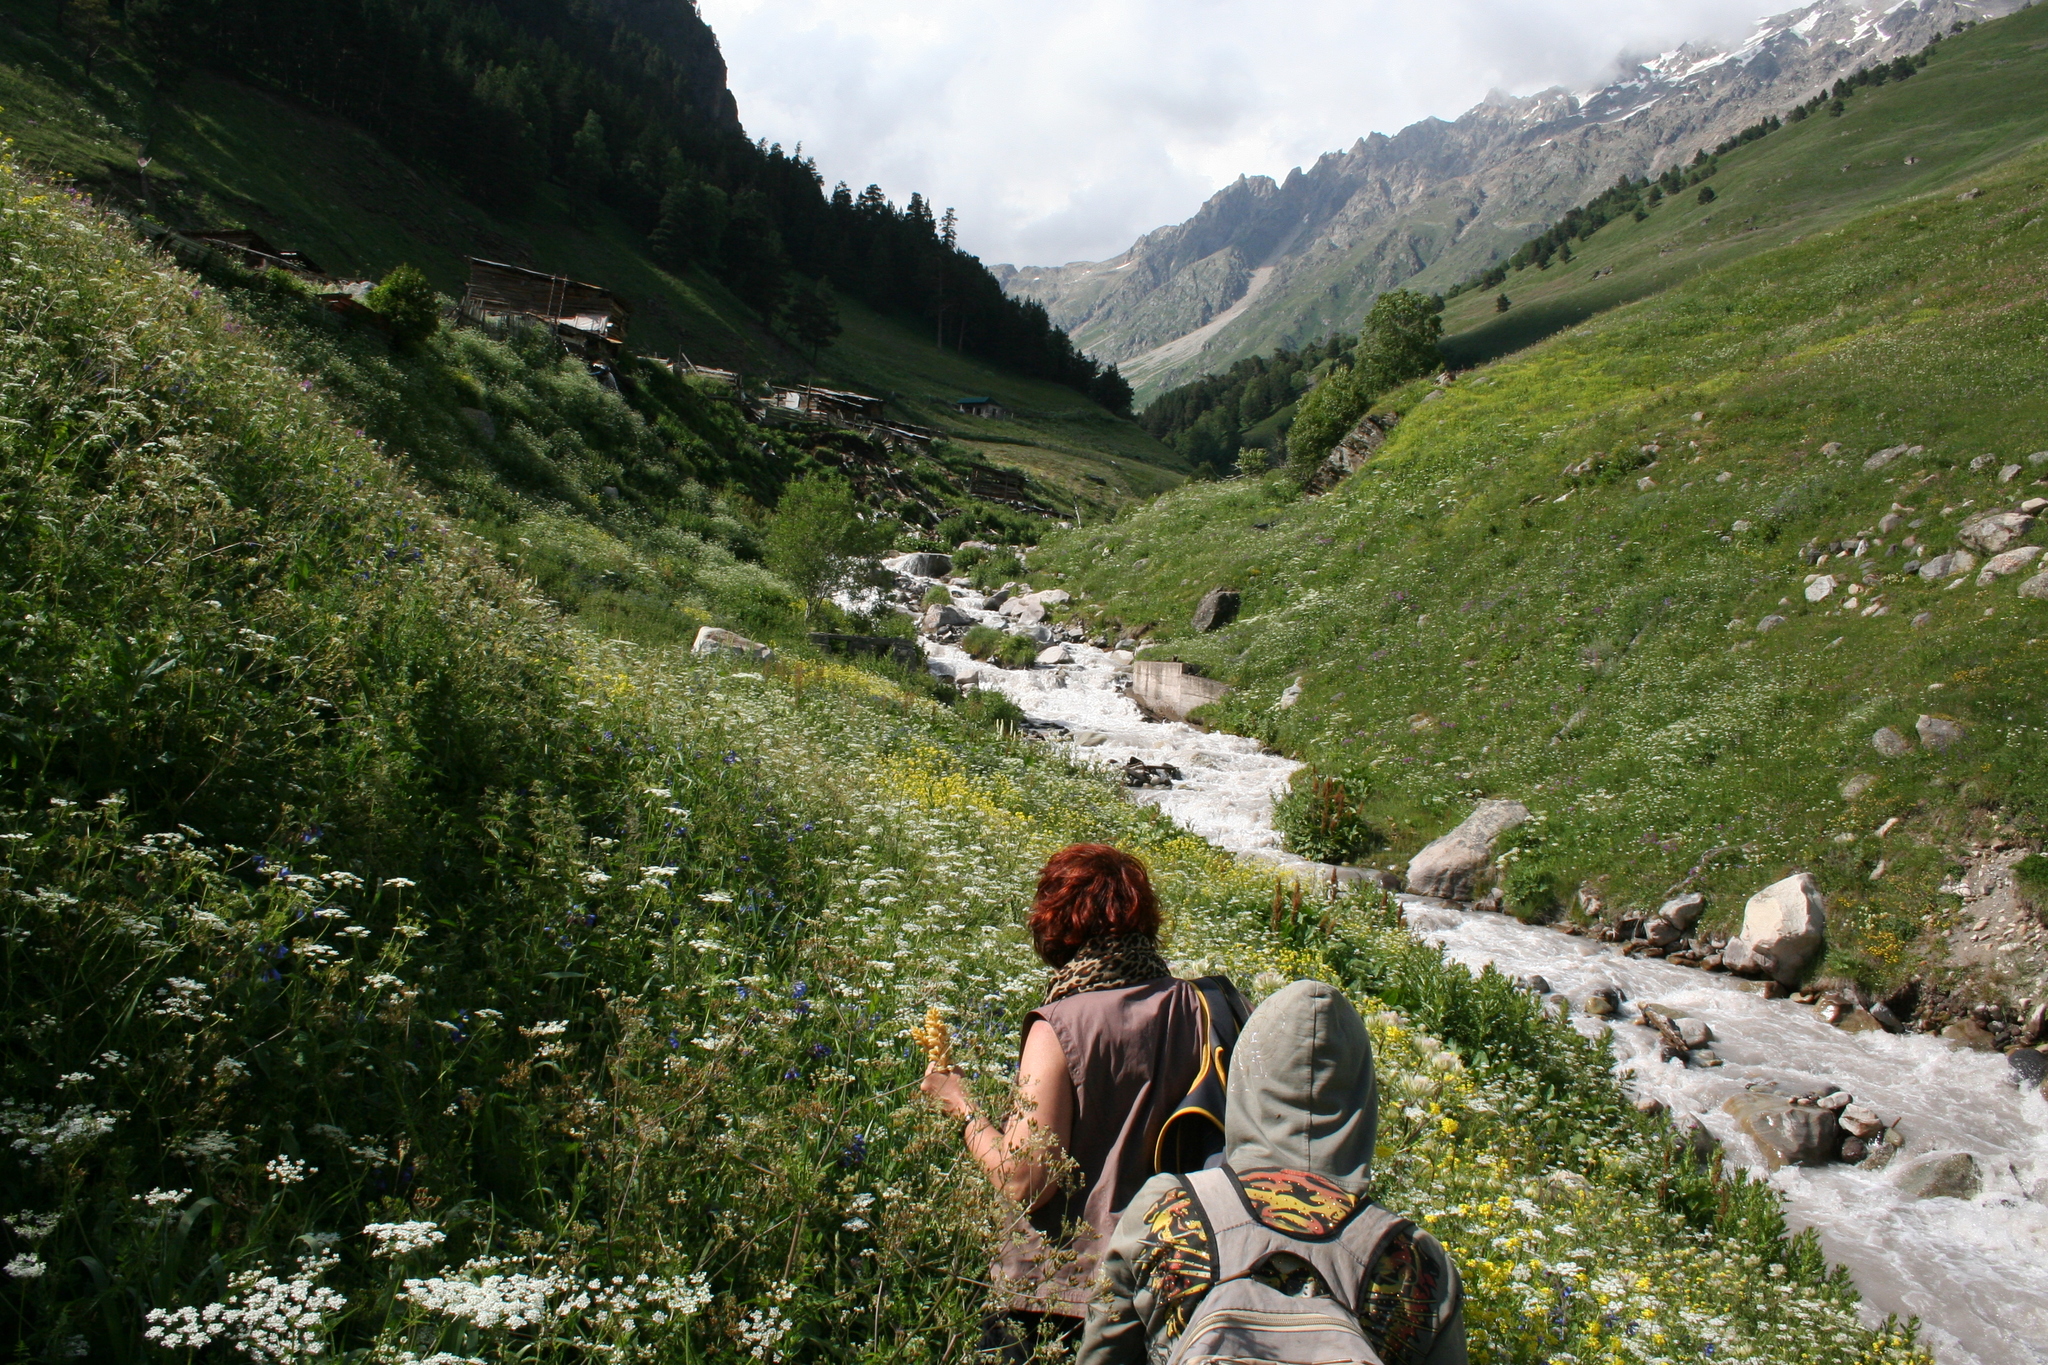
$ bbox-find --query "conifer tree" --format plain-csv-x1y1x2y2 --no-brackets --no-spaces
568,111,611,191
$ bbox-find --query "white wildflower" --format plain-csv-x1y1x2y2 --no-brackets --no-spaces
5,1252,47,1279
363,1221,446,1258
264,1155,314,1186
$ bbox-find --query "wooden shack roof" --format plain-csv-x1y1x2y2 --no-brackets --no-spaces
182,229,327,277
464,258,631,323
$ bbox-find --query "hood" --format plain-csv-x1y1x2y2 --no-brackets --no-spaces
1223,979,1377,1192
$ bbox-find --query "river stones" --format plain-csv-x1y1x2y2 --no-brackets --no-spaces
1838,1104,1883,1139
1580,985,1622,1017
1657,892,1706,928
893,551,953,578
1722,1093,1842,1169
922,603,972,629
1404,798,1531,899
1893,1151,1982,1200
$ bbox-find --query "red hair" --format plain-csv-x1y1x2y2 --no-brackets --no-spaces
1028,844,1159,966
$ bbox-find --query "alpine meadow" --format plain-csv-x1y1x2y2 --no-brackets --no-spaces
1,1,2046,1364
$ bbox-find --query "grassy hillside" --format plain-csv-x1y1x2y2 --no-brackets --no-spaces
1433,7,2048,365
1034,101,2048,992
0,149,1930,1365
0,2,1185,508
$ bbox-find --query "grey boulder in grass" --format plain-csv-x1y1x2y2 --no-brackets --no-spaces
1958,511,2033,555
1871,727,1913,757
1916,714,1965,751
1404,798,1530,900
1190,586,1241,632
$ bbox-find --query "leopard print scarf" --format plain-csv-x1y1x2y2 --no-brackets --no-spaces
1043,932,1173,1005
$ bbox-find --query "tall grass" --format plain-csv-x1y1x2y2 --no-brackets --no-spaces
0,159,1929,1365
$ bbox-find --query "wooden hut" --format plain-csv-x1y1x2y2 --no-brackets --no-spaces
459,258,629,358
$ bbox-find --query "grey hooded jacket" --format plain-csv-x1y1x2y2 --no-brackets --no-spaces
1076,980,1467,1365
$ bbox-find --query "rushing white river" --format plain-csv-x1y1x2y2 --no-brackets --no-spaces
893,561,2048,1365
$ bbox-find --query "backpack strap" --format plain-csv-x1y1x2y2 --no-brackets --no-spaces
1151,977,1251,1172
1184,1166,1412,1316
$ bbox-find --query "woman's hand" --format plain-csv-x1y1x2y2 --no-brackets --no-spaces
920,1065,973,1121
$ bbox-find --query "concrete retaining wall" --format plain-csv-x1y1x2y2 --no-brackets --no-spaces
1131,660,1231,722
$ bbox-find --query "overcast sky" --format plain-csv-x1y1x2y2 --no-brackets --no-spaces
697,0,1799,267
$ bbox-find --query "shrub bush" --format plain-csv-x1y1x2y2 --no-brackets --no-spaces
1274,771,1384,863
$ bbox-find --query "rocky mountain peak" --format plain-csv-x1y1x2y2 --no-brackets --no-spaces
1007,0,2020,401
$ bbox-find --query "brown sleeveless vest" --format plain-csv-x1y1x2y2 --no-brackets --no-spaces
992,976,1206,1316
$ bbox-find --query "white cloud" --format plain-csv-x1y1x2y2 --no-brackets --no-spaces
700,0,1794,267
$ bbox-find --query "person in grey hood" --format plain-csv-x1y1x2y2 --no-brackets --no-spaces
1076,980,1466,1365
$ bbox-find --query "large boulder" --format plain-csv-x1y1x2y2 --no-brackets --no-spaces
1191,587,1241,633
1893,1151,1982,1200
691,626,773,660
1958,511,2034,555
1000,596,1046,625
921,603,972,630
1721,873,1826,986
1871,727,1913,757
1722,1094,1841,1169
1404,799,1530,900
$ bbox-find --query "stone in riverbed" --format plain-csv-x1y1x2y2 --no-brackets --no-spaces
1190,587,1241,632
922,603,972,629
1721,873,1827,986
1580,985,1622,1017
2005,1048,2048,1088
1644,916,1683,947
1658,892,1707,928
1035,645,1071,666
1723,1093,1842,1169
1840,1136,1867,1162
1838,1104,1884,1139
1678,1018,1713,1049
1872,727,1912,757
1404,798,1530,899
1941,1018,1997,1050
1674,1112,1718,1160
1893,1151,1982,1200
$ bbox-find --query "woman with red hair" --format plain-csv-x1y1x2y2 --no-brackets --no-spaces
922,843,1244,1363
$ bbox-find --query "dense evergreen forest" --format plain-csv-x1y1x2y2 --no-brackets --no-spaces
1137,335,1349,473
114,0,1131,409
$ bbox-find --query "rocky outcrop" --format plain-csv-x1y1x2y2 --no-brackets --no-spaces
1721,873,1826,986
1304,413,1399,493
1405,799,1530,900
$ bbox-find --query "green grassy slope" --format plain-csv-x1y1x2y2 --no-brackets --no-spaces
1433,8,2048,365
0,5,1183,503
0,150,1923,1365
1035,116,2048,990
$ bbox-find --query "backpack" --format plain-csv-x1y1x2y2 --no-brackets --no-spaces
1152,976,1251,1174
1164,1165,1409,1365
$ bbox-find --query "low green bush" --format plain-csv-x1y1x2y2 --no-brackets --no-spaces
1274,770,1384,863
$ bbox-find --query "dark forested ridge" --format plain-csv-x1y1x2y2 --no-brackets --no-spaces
105,0,1129,406
1137,336,1349,473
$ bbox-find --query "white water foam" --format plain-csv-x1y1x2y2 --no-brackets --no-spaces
895,560,2048,1365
